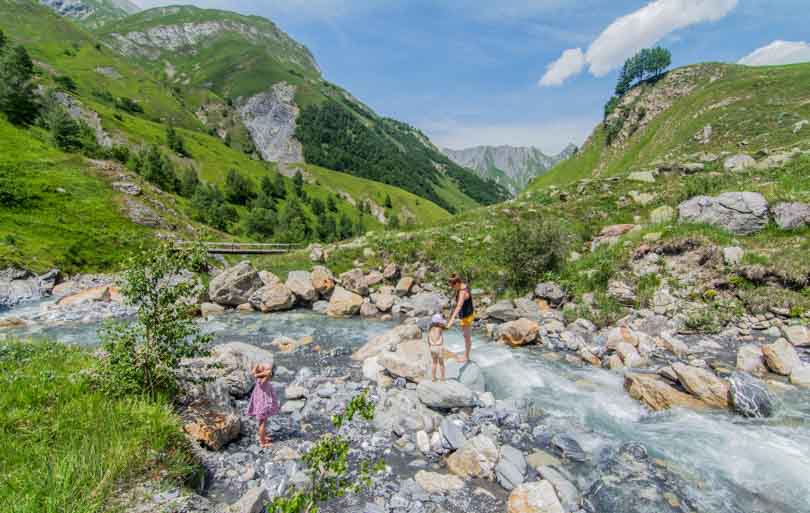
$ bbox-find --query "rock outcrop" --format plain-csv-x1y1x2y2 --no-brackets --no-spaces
238,82,304,164
678,192,769,235
210,262,263,307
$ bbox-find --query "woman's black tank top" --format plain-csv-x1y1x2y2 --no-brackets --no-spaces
458,286,474,317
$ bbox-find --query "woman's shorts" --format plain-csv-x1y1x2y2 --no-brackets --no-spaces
459,313,475,328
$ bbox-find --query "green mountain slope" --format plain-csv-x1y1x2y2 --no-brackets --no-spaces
38,0,140,29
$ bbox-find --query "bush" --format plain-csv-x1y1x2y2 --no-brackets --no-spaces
496,219,568,291
116,96,143,114
245,207,276,239
54,75,77,92
97,244,210,398
134,145,179,193
0,44,39,125
166,126,191,157
225,169,256,205
191,184,238,231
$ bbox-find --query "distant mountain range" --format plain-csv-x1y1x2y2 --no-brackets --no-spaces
442,144,577,195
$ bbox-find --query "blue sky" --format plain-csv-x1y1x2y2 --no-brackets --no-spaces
139,0,810,153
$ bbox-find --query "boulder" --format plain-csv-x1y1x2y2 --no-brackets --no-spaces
616,342,644,368
591,224,638,250
723,154,756,172
535,466,579,512
773,202,810,230
624,373,707,411
722,246,744,266
200,302,226,317
360,302,379,317
728,372,775,418
671,363,730,408
371,292,396,312
446,434,499,479
550,434,587,463
397,292,448,317
534,282,566,306
649,205,676,224
339,269,369,296
326,286,363,317
499,318,540,346
365,270,384,287
416,380,476,409
762,338,801,375
377,338,430,382
790,366,810,387
414,471,465,494
627,170,657,183
312,300,329,314
209,261,262,306
736,344,767,377
607,280,636,305
444,360,486,392
309,244,325,263
440,418,467,450
486,300,520,322
248,282,295,313
383,263,400,281
526,451,561,469
373,388,433,433
285,271,317,303
310,266,335,296
56,285,121,307
507,481,565,513
782,324,810,347
353,324,422,361
362,356,385,382
221,488,268,513
496,445,528,491
258,271,280,286
678,192,769,235
181,400,240,451
395,276,415,296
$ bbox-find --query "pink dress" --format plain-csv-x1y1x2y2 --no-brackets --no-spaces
246,379,279,422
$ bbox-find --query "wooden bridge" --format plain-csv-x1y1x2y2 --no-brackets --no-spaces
173,241,300,255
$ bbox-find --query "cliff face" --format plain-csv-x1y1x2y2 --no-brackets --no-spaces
39,0,139,27
443,144,577,195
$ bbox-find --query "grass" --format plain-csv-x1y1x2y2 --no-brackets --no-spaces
0,340,197,513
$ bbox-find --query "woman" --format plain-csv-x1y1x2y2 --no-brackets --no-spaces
447,273,474,363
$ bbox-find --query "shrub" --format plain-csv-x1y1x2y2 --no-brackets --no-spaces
495,219,568,291
191,184,238,231
134,145,179,193
0,44,39,125
54,75,77,92
245,207,277,239
225,169,256,205
166,126,191,157
116,96,143,114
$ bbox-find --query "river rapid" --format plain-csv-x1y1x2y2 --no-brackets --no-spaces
3,302,809,513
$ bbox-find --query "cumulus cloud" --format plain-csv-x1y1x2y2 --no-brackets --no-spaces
539,0,738,86
539,48,586,86
738,40,810,66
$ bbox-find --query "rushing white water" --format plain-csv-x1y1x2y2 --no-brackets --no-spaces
4,308,809,513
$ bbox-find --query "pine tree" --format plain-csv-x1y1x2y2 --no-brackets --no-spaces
0,44,39,125
384,194,393,209
48,106,82,151
225,169,256,205
245,207,276,239
0,29,7,50
293,170,305,197
166,126,190,157
338,213,353,240
278,198,310,242
138,146,178,193
311,197,325,216
179,167,200,198
327,194,338,212
388,214,400,230
273,172,287,199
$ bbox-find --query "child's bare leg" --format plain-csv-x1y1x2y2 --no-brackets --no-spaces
432,358,438,382
258,419,269,446
439,360,445,381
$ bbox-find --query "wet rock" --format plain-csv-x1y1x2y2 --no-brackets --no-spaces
499,318,540,346
339,269,369,296
248,282,295,313
762,338,801,375
200,302,226,317
440,418,467,451
56,285,121,307
360,302,380,317
790,366,810,387
414,470,464,494
285,271,317,303
773,202,810,230
210,262,263,306
782,324,810,347
508,481,565,513
353,324,422,361
310,266,334,296
444,361,486,392
312,300,329,314
671,362,730,408
496,445,528,491
729,372,775,418
181,400,240,451
723,154,756,172
416,381,476,409
326,286,363,317
736,344,767,377
534,282,566,306
678,192,769,235
550,434,587,462
624,373,707,411
446,434,499,479
536,466,579,512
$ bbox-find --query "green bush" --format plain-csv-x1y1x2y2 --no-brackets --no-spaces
225,169,256,205
495,219,568,291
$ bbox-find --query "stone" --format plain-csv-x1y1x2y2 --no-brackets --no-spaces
507,481,565,513
395,277,415,296
360,302,379,317
111,181,141,196
624,373,707,411
736,344,767,377
416,381,476,409
353,324,422,361
794,119,809,133
308,266,334,297
397,292,448,317
444,360,486,392
285,271,317,303
486,300,520,322
248,282,295,313
416,430,431,454
694,124,712,144
657,333,688,357
499,318,540,346
608,354,625,371
309,244,325,263
362,356,384,382
790,366,810,387
550,434,586,462
200,302,226,317
607,280,636,305
526,450,561,469
383,263,400,281
723,154,756,172
536,466,579,512
678,192,769,235
378,338,430,382
629,190,657,206
326,286,364,317
723,246,744,266
440,418,467,450
414,471,464,494
605,327,642,350
258,271,280,286
365,270,384,287
534,282,566,306
209,261,263,306
312,300,329,314
591,224,637,250
496,445,528,491
729,372,775,418
578,347,601,366
339,269,369,296
281,400,305,414
782,325,810,347
181,400,240,451
671,363,730,408
680,162,706,174
617,342,644,368
236,303,253,312
773,202,810,230
628,170,657,183
56,285,120,306
221,488,268,513
762,338,801,375
371,292,396,312
649,205,676,224
446,434,499,479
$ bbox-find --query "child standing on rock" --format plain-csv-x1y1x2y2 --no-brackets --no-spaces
247,362,279,448
428,313,447,382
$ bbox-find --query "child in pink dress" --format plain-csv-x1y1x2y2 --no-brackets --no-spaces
246,363,279,448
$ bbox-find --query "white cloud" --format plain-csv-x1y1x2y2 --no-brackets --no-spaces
540,0,738,86
539,48,586,86
421,117,597,154
738,40,810,66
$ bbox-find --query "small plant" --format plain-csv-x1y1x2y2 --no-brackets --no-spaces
54,75,77,92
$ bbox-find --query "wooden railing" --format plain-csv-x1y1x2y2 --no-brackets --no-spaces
173,241,300,255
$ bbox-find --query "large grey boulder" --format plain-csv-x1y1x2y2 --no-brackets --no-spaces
534,282,566,306
773,202,810,230
678,192,769,235
339,269,369,296
248,282,295,313
440,418,467,450
486,300,520,322
729,372,775,418
286,271,317,303
397,292,448,317
416,381,476,409
326,286,363,317
446,434,499,479
209,262,263,306
352,324,422,361
723,154,756,172
496,445,527,491
444,361,486,392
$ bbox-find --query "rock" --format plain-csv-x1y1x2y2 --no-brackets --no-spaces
238,82,303,163
200,302,226,317
397,292,448,317
221,488,268,513
285,385,307,400
281,400,305,414
680,162,706,174
534,282,566,306
608,354,625,371
617,342,644,368
496,445,528,491
444,360,487,392
383,263,400,281
248,282,295,313
446,434,499,479
365,270,384,287
378,338,430,382
236,303,253,312
181,400,240,451
694,124,712,144
285,271,317,303
416,430,431,453
773,202,810,230
736,344,767,377
395,277,415,297
627,170,657,183
624,373,707,411
723,154,756,172
671,363,730,408
310,266,335,296
360,302,379,317
326,286,364,317
526,450,561,469
371,292,396,312
339,269,369,296
56,285,121,306
762,338,801,375
309,244,325,263
729,372,775,418
499,318,540,346
353,324,422,361
591,224,637,250
209,261,262,306
312,300,329,314
362,356,384,382
486,300,520,322
629,190,657,206
578,347,601,366
507,481,565,513
794,119,809,133
782,325,810,347
678,192,769,235
414,471,464,494
790,366,810,387
550,434,586,463
607,280,636,305
112,181,141,196
536,466,579,512
258,271,280,286
649,205,676,224
374,388,433,433
416,381,476,409
722,246,744,266
605,326,643,350
653,287,677,315
440,418,467,450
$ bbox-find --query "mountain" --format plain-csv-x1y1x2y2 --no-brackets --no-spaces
443,143,577,195
94,5,509,212
38,0,140,28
